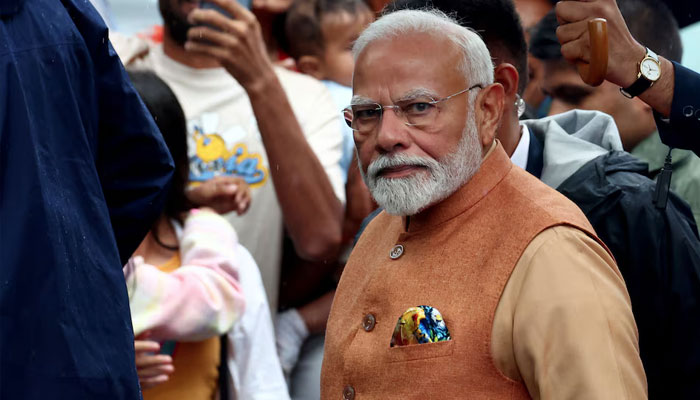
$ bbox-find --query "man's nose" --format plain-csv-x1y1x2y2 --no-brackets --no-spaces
375,107,411,153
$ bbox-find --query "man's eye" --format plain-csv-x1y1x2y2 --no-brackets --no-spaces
355,108,381,120
405,102,434,115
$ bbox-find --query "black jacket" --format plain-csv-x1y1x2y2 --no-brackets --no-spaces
556,151,700,399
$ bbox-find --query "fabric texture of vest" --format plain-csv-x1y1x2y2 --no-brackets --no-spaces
321,143,606,399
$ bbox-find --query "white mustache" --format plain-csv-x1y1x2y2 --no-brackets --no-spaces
367,154,438,180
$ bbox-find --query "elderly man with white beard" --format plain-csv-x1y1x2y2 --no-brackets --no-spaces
320,9,647,400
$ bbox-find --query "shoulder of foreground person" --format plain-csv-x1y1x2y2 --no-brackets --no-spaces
62,3,175,265
109,31,152,67
494,225,647,400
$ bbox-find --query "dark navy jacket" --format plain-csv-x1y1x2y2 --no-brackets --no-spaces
656,62,700,156
0,0,174,398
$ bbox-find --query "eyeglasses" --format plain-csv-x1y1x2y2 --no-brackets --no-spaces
343,84,484,134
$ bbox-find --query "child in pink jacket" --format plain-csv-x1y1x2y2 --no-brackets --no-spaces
124,70,249,399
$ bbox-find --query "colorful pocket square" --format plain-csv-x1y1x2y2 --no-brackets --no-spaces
390,305,451,347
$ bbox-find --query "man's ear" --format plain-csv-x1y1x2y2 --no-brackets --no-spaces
493,63,520,110
475,82,505,149
297,55,325,80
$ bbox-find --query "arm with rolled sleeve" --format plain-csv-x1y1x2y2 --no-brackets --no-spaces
254,71,345,261
492,226,647,399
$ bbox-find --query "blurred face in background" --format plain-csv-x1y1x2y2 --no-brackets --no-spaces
542,60,656,150
320,9,374,87
159,0,198,45
514,0,553,41
514,0,554,112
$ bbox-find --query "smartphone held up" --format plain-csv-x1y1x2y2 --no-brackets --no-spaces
199,0,252,18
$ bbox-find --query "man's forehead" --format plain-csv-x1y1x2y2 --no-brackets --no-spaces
351,87,440,104
356,31,456,59
352,33,465,99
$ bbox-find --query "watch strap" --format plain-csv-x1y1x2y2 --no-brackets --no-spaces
620,77,652,99
620,48,659,99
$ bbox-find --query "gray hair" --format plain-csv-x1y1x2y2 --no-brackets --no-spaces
353,9,494,90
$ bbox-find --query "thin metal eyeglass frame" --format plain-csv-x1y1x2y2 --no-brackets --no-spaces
344,83,484,132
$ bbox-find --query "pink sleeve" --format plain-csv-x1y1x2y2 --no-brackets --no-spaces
125,210,246,341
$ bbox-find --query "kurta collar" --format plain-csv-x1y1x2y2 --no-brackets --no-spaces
403,140,512,233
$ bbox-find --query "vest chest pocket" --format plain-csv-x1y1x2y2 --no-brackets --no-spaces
385,340,455,363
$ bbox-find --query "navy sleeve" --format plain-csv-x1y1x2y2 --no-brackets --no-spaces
62,0,175,264
655,62,700,156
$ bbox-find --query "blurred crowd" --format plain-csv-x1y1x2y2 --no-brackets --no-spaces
2,0,700,399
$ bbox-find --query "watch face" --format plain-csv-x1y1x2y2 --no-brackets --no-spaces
641,59,661,81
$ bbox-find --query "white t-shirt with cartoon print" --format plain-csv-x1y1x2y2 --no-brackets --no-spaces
114,38,345,311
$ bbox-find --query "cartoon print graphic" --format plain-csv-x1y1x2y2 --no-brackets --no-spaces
188,113,268,188
193,129,229,163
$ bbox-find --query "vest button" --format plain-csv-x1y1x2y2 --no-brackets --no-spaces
362,313,376,332
343,385,356,400
389,244,404,259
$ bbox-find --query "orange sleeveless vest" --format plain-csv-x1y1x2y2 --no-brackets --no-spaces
321,143,606,399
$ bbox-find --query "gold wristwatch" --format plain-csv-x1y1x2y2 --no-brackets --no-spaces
620,47,661,98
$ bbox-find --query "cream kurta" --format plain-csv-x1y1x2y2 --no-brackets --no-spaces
492,226,647,399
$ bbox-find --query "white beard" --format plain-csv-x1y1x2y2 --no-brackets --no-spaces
360,115,482,216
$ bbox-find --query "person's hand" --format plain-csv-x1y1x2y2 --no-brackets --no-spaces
185,0,276,94
554,0,646,88
134,340,174,390
186,176,252,215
